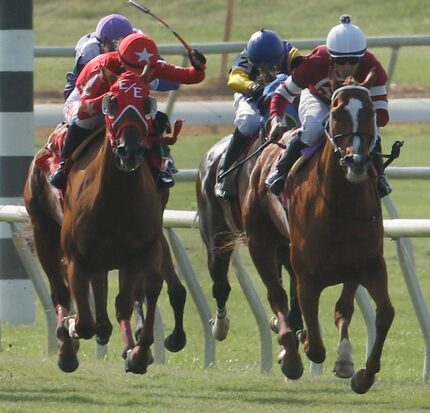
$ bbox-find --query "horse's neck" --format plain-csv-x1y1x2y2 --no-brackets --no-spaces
94,141,151,202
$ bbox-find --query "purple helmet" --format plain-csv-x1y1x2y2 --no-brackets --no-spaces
95,14,133,42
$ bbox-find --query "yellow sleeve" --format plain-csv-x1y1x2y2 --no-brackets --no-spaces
287,47,302,71
227,69,254,94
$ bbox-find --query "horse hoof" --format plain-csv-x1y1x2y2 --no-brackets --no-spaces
95,322,112,345
124,349,149,374
96,335,110,346
334,360,355,379
164,331,186,352
210,316,230,341
57,354,79,373
351,369,375,394
305,348,326,364
280,358,304,380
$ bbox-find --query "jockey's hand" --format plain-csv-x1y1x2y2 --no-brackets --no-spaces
268,115,286,141
189,49,206,71
247,82,264,101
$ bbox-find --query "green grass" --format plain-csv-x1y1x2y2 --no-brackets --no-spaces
33,0,430,95
1,123,430,412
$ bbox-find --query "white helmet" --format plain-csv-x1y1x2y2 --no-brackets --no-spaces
326,15,367,57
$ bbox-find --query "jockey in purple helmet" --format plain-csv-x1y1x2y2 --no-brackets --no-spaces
64,14,178,99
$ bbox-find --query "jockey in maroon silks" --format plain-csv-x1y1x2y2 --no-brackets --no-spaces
266,15,391,197
49,32,206,190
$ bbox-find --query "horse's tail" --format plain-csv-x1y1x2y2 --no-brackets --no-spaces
213,230,248,255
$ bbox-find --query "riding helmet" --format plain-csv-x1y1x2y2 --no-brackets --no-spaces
246,29,285,69
118,33,159,74
96,14,134,43
326,15,367,57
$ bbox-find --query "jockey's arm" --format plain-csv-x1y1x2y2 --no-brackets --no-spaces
150,78,180,92
227,69,254,94
152,62,205,85
77,93,108,120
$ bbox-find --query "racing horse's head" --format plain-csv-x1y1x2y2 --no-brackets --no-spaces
327,68,377,183
101,68,157,172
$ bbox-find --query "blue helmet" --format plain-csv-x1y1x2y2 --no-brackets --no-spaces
95,14,133,43
246,29,284,69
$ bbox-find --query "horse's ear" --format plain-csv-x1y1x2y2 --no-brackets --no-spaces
102,66,118,86
329,67,342,92
140,64,154,85
361,68,376,89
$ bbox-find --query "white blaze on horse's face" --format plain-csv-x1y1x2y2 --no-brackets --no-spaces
344,97,369,183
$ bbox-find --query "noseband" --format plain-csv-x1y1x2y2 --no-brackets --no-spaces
325,85,377,166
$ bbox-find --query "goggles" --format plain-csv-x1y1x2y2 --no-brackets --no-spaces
332,56,361,66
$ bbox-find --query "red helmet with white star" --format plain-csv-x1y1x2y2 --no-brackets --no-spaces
118,33,158,74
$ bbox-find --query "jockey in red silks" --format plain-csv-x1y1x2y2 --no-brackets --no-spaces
266,15,391,197
49,32,206,190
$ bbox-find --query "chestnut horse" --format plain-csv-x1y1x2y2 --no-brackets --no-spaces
196,103,304,378
24,70,186,373
246,69,394,392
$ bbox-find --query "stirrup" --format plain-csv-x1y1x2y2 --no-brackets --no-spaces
48,165,67,190
266,172,286,196
377,174,392,198
157,171,175,190
214,181,234,200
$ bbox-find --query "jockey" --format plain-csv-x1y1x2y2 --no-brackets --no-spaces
214,29,302,199
266,15,391,197
49,32,206,190
63,13,179,99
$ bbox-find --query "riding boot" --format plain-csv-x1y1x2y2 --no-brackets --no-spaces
372,137,392,198
157,157,175,190
48,122,93,189
215,128,249,199
265,133,307,196
163,144,179,175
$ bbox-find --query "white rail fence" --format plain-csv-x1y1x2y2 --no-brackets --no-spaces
35,35,430,115
0,166,430,382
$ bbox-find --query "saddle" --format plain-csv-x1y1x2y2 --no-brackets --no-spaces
35,122,68,177
272,138,324,210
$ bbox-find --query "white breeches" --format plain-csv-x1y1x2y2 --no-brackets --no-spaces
233,93,260,137
298,89,329,146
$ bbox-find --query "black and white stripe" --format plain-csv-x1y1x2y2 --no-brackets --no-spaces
0,0,35,323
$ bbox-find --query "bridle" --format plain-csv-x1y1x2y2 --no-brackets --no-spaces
324,85,377,166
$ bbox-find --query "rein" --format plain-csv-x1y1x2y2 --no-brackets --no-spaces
217,135,286,180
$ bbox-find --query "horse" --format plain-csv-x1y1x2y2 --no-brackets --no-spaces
196,91,304,379
24,69,186,373
245,68,394,393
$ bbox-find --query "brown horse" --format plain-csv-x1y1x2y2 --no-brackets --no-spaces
245,68,394,392
197,108,304,378
24,70,186,373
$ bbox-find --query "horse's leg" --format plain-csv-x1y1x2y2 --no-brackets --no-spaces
132,236,187,352
124,241,163,374
248,240,303,380
351,261,394,394
333,282,358,379
207,243,233,341
160,234,187,352
279,245,304,337
66,259,95,340
295,275,326,364
32,216,79,372
91,270,113,346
